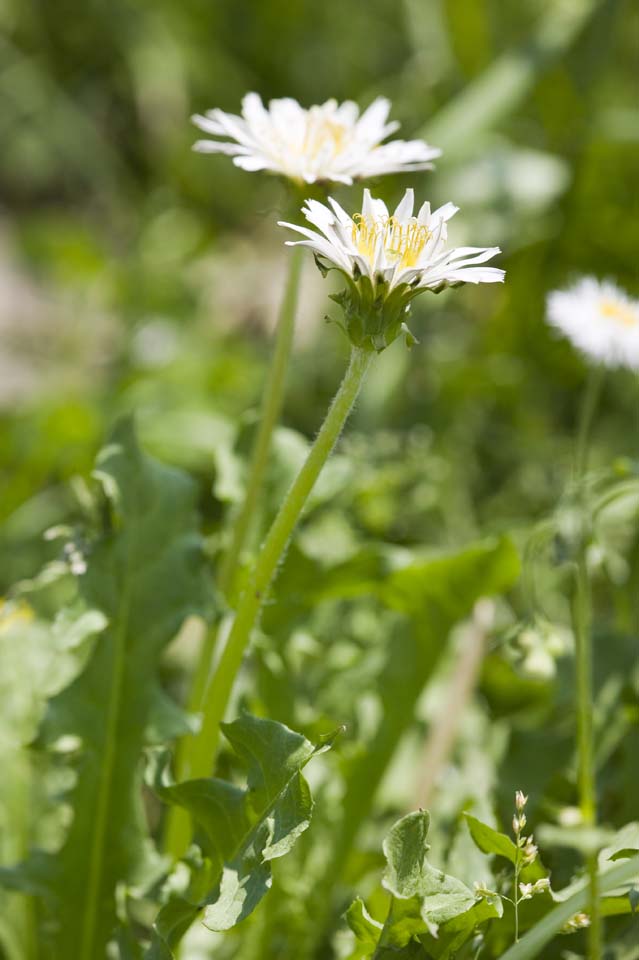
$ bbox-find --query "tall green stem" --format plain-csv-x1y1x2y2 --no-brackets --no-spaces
572,365,604,960
165,247,303,858
573,549,601,959
218,245,304,601
189,346,374,779
574,366,604,480
164,622,217,858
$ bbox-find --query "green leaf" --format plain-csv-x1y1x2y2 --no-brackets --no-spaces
347,811,484,958
610,849,639,862
425,896,504,960
150,715,335,954
464,813,518,864
381,811,476,946
0,419,213,960
346,898,383,948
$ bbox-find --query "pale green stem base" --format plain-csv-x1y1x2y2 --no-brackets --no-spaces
189,346,374,780
164,622,217,858
572,366,605,960
218,245,304,601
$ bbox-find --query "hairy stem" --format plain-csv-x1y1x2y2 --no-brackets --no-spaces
190,346,374,779
165,248,303,857
218,245,304,601
572,365,605,960
573,548,601,959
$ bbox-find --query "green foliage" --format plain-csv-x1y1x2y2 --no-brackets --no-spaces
149,715,335,955
1,0,638,957
463,814,517,864
347,810,502,959
499,854,639,960
0,420,213,959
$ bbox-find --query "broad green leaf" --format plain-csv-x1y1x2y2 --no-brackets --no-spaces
346,898,383,948
0,419,213,960
425,896,504,960
0,603,76,960
149,715,335,955
381,811,476,947
464,813,518,864
347,811,484,958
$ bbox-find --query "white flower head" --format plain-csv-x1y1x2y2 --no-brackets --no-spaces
278,187,504,351
546,278,639,370
192,93,441,185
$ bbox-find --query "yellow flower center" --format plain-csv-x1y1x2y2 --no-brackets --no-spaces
299,118,349,161
351,214,431,269
600,299,639,327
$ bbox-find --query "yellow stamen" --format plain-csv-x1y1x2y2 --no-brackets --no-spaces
299,118,349,159
350,214,431,269
600,299,638,327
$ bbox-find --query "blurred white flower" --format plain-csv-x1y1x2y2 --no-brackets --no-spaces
192,94,440,184
279,188,505,292
562,911,590,933
546,278,639,370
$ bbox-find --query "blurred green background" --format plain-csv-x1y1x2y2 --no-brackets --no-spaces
1,2,639,956
0,0,637,580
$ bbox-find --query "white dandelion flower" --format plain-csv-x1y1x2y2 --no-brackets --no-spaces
546,278,639,370
278,188,504,351
192,93,441,185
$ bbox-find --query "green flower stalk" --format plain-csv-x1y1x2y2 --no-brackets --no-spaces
187,188,505,784
189,344,374,778
570,366,606,960
217,245,304,600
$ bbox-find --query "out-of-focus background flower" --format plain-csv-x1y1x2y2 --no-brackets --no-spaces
1,0,636,586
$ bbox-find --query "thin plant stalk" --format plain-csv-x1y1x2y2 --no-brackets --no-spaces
572,365,605,960
164,246,303,857
573,548,601,958
218,245,304,600
514,867,520,943
574,365,605,480
164,620,216,858
189,346,374,780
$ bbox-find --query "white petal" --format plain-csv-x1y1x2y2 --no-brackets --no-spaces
393,188,415,222
357,97,392,134
444,247,502,267
328,196,354,225
191,114,227,135
432,202,459,223
192,140,248,155
241,92,269,126
417,201,431,224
